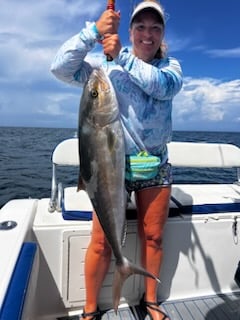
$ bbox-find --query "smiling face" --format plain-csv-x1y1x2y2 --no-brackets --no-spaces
130,10,164,62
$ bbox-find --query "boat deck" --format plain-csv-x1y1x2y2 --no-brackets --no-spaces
160,293,240,320
58,292,240,320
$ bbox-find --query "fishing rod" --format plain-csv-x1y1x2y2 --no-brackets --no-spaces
106,0,115,61
107,0,115,10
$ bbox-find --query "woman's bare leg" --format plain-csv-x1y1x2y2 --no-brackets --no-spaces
82,212,112,318
136,186,171,320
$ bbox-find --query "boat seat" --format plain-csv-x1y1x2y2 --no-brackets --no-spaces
57,184,240,221
58,186,181,220
48,139,240,219
0,242,37,320
61,186,93,221
168,141,240,169
171,184,240,216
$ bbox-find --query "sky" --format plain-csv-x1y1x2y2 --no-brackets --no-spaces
0,0,239,132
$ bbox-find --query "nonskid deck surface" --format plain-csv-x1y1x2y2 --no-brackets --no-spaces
160,293,240,320
57,292,240,320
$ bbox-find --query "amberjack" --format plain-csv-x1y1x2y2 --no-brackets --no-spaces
78,67,160,312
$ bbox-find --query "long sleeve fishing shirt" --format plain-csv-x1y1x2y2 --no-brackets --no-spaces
51,22,183,159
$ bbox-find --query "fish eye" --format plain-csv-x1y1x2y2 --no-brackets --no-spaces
91,89,98,98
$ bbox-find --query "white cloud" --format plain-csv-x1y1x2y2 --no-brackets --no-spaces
38,92,79,115
0,0,101,37
173,78,240,128
206,47,240,58
166,34,191,52
0,0,103,82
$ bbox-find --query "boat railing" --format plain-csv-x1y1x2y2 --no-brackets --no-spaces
48,139,240,212
48,138,79,212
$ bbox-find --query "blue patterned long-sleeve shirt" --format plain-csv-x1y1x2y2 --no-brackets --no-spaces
51,22,183,158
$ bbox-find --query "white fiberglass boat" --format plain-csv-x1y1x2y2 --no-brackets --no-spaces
1,139,240,320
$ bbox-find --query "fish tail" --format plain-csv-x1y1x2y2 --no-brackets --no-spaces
113,257,160,313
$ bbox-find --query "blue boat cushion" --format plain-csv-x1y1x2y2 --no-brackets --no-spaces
0,242,37,320
62,202,93,221
61,189,93,221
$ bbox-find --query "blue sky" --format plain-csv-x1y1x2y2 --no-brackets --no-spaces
0,0,239,132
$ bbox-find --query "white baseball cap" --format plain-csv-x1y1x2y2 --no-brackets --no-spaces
130,1,165,25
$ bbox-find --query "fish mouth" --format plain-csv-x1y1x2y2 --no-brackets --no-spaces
91,68,111,94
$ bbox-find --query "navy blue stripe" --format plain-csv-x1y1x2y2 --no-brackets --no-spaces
62,209,93,220
181,203,240,214
171,196,240,214
0,242,37,320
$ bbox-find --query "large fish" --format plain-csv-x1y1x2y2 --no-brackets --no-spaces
78,67,160,312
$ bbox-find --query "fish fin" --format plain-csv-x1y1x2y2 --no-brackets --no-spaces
112,257,160,313
107,127,117,152
77,174,85,192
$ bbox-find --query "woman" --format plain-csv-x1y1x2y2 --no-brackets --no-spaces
51,1,182,319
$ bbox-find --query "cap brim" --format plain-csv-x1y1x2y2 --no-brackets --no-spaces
130,2,165,25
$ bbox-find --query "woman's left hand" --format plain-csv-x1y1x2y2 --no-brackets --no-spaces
96,10,120,36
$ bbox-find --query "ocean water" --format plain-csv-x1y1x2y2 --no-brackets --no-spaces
0,127,239,208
